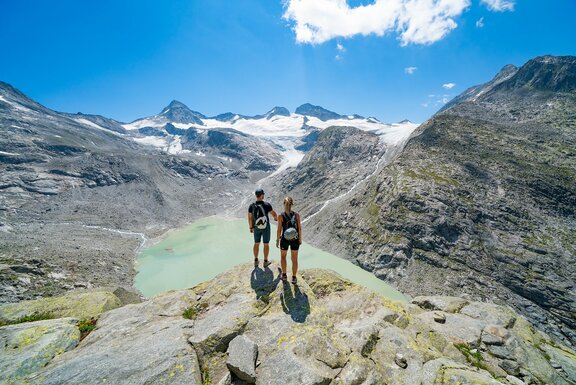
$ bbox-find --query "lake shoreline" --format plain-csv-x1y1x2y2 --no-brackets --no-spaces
134,217,408,301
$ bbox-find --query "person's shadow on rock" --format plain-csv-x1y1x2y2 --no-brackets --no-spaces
281,280,310,323
251,265,280,301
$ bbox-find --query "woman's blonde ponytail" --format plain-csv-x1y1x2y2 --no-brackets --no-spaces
283,196,293,213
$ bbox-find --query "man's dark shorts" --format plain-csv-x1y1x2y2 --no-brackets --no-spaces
280,238,300,251
254,226,271,244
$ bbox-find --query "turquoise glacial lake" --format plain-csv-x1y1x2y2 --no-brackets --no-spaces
135,216,406,301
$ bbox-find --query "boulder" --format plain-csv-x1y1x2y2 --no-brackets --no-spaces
460,302,517,328
227,334,258,383
0,318,79,384
413,311,486,346
0,289,122,322
256,349,332,385
26,289,202,385
333,352,382,385
411,296,469,313
482,324,510,346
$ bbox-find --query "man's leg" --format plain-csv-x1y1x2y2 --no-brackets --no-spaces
253,243,260,258
262,226,271,262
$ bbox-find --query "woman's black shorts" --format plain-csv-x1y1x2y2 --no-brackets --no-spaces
280,238,300,251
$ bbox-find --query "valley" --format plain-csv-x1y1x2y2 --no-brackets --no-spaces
1,55,575,352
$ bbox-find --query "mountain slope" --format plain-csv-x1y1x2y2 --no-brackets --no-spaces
295,56,576,346
0,82,257,303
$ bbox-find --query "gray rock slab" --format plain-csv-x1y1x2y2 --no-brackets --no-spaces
217,371,232,385
414,311,486,346
411,296,469,313
482,324,510,346
227,334,258,383
540,343,576,382
421,358,469,385
437,367,504,384
189,293,258,355
370,325,429,385
0,290,122,322
460,302,516,328
334,352,381,385
505,375,526,385
256,349,333,385
26,292,202,385
0,318,79,384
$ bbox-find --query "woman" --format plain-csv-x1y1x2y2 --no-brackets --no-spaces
276,196,302,284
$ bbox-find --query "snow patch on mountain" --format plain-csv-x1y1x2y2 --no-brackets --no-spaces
122,104,420,169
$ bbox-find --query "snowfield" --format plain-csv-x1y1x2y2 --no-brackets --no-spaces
121,108,419,169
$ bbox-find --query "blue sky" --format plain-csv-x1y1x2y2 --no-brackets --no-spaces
1,0,574,123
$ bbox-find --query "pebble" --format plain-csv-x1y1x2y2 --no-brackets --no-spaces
433,311,446,324
550,360,562,369
395,353,408,369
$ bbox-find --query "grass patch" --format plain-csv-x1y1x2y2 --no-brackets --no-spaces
78,318,97,341
403,168,461,187
183,307,199,320
201,367,212,385
455,343,489,372
0,312,54,327
183,302,209,320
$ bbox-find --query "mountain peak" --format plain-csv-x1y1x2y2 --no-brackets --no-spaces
265,106,290,119
160,100,205,125
295,103,341,121
494,55,576,93
164,100,188,109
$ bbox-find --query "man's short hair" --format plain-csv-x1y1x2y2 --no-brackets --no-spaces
255,188,264,197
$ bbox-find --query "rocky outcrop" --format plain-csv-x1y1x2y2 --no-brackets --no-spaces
295,103,342,121
267,126,387,215
0,318,80,384
3,265,574,385
295,56,576,346
181,127,283,172
0,288,124,323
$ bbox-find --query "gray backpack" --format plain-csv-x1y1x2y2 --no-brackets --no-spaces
282,212,298,241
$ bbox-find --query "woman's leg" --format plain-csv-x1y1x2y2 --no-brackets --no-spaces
290,250,298,278
280,249,288,275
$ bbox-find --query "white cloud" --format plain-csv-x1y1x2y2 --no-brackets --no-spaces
423,93,453,108
442,82,456,89
480,0,515,12
282,0,471,46
405,66,417,75
476,16,484,28
336,42,346,51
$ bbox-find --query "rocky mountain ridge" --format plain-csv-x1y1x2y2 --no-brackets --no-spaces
1,265,575,385
275,56,576,347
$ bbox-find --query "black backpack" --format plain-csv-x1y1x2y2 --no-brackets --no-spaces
252,203,268,230
282,212,298,241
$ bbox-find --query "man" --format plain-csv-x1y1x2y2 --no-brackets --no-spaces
248,188,277,267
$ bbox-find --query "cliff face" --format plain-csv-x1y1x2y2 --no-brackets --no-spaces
1,265,575,385
266,125,387,216
293,56,576,346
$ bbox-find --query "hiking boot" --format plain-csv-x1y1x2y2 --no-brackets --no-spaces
263,260,272,268
253,258,259,267
281,273,288,282
291,276,297,284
